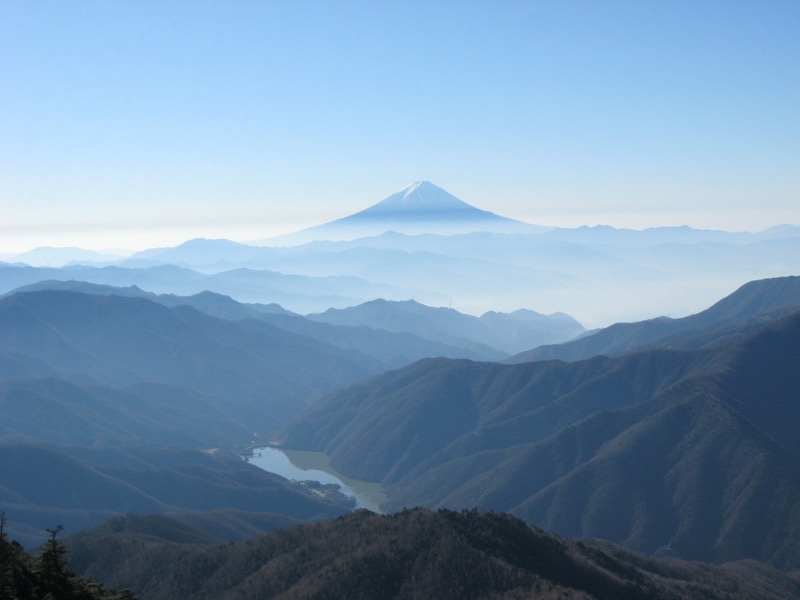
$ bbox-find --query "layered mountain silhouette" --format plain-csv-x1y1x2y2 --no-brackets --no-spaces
2,280,573,363
0,289,377,433
279,281,800,568
0,287,378,547
2,242,799,585
3,173,799,595
0,261,406,314
0,282,583,546
508,275,800,362
4,213,798,325
276,181,543,242
307,298,584,355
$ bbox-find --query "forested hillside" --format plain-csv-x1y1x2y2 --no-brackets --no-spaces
279,306,800,568
63,509,800,600
0,445,352,549
0,289,376,432
2,276,799,593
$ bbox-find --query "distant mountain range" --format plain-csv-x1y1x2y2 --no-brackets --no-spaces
2,280,581,361
0,288,377,433
508,275,800,362
3,181,798,324
307,298,584,355
0,261,406,314
1,178,799,590
278,276,800,568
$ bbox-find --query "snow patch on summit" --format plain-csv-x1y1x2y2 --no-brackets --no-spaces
269,181,545,243
368,181,481,214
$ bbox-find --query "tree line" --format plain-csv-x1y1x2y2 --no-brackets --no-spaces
1,513,137,600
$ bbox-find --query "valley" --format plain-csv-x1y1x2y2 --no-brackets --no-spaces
247,447,386,512
1,183,799,598
5,0,800,593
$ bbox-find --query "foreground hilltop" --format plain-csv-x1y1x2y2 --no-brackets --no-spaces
64,508,800,600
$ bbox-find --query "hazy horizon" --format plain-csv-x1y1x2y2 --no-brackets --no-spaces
2,2,799,254
2,177,798,256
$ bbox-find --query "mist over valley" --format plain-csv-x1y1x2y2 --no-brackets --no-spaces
2,182,800,598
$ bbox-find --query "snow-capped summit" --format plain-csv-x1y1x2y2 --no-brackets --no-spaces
355,181,492,218
273,181,543,243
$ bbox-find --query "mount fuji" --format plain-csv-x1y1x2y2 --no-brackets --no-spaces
276,181,544,243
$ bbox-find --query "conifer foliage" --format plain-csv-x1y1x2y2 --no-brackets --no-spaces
0,513,137,600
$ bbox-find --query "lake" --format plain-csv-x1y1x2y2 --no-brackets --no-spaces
248,447,385,513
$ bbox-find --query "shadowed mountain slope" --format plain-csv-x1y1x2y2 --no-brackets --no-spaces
0,445,351,549
279,310,800,568
508,275,800,363
0,378,254,447
4,281,515,364
0,289,376,433
64,508,800,600
0,262,403,314
2,286,504,550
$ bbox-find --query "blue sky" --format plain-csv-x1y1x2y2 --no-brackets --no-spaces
2,1,799,252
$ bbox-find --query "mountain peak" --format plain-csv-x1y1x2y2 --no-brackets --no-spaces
272,181,545,243
401,180,427,195
364,181,480,216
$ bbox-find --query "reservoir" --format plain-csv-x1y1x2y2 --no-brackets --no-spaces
248,447,385,513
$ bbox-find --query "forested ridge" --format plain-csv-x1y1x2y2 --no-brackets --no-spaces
1,277,799,597
279,302,800,568
62,508,800,600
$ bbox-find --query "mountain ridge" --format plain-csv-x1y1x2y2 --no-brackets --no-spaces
307,297,585,355
508,275,800,362
62,508,800,600
5,218,798,326
278,305,800,568
0,288,378,434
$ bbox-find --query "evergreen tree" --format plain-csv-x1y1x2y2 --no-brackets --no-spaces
0,516,138,600
33,526,73,599
1,512,36,600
